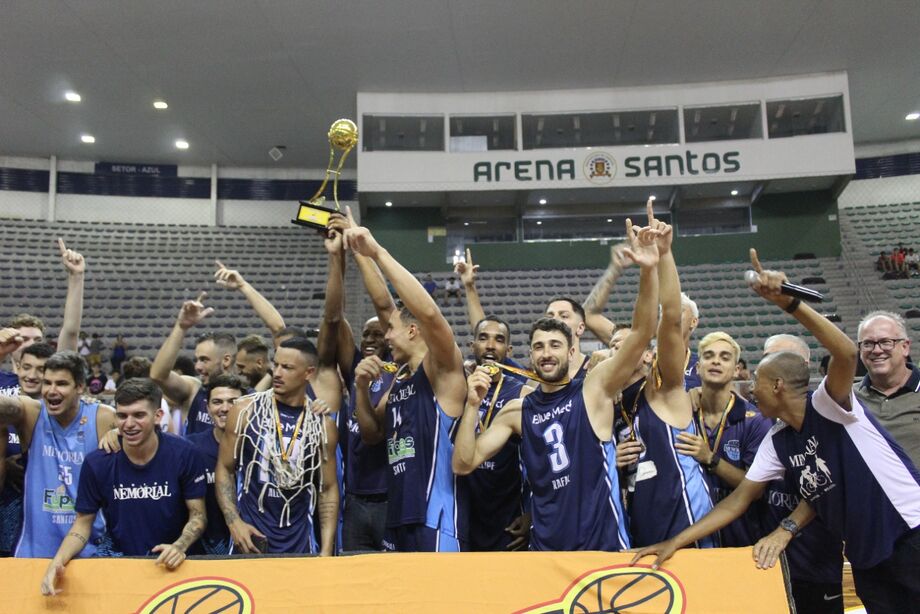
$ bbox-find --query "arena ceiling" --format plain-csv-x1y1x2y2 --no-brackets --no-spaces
1,0,919,168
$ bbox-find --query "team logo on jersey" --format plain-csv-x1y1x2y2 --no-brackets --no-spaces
583,152,616,185
370,378,383,393
113,481,173,501
387,436,416,464
723,440,741,462
43,484,75,512
788,436,834,499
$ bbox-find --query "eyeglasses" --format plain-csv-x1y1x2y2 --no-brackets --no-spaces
857,338,906,352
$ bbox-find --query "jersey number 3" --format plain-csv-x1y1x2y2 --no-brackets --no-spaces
542,423,570,473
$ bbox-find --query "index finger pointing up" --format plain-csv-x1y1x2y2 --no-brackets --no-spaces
749,248,764,273
465,247,473,265
57,237,67,255
346,205,356,226
195,291,208,304
646,197,655,225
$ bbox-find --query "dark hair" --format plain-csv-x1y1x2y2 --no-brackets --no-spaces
237,334,269,357
738,357,748,369
43,351,87,385
528,317,573,347
546,297,586,322
172,355,196,377
196,332,237,355
394,303,420,326
114,377,163,410
278,337,318,367
474,316,511,339
209,373,246,397
21,342,55,361
122,356,152,380
274,326,308,340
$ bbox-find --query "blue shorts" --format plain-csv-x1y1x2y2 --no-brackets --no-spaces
382,524,466,552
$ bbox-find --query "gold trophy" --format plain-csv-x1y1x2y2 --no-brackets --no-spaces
292,118,358,229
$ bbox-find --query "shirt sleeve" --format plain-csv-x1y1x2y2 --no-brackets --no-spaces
812,378,862,425
744,431,786,483
181,445,208,501
74,457,104,515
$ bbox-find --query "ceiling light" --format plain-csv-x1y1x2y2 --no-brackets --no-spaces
536,220,543,225
606,218,613,223
731,190,739,196
385,201,393,207
907,112,920,121
80,134,95,144
463,222,469,226
153,100,168,110
175,139,189,149
539,198,547,205
65,91,81,102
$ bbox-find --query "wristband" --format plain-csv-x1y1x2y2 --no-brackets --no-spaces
783,297,801,314
705,455,721,472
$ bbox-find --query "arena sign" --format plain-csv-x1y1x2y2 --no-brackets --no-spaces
1,549,791,613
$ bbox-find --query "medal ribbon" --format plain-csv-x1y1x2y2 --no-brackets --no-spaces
478,372,505,431
273,396,307,462
695,393,736,454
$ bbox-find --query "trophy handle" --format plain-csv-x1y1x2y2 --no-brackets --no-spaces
331,144,355,211
303,144,338,208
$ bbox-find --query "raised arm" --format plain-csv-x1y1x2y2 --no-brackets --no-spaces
748,249,858,407
0,328,25,367
452,368,519,475
584,222,660,438
317,229,346,370
649,200,685,390
316,417,339,556
0,395,31,430
582,243,630,345
214,261,286,343
455,248,486,330
150,293,212,408
57,239,85,352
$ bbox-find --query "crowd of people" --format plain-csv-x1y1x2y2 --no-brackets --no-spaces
876,243,920,279
1,202,918,613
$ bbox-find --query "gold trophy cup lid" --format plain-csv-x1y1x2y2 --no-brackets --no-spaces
328,119,358,151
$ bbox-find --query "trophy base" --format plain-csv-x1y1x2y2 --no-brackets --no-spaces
291,200,337,230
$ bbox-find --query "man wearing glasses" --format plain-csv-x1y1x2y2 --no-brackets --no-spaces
855,311,920,468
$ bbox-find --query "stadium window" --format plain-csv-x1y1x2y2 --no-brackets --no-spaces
766,95,846,139
683,103,763,142
449,115,516,152
676,202,752,236
521,109,679,150
361,115,445,152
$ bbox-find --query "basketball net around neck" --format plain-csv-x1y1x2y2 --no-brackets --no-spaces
234,390,327,527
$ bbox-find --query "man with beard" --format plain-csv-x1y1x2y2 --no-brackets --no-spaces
0,351,116,557
335,208,469,552
452,217,660,551
150,294,237,435
464,316,534,551
234,335,270,390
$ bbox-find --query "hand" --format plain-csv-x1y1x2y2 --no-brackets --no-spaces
0,328,24,356
454,248,480,286
643,198,673,255
505,513,531,551
629,537,679,569
752,527,793,569
466,367,493,408
228,518,267,554
58,238,85,276
616,440,643,468
98,428,121,454
323,227,344,254
747,248,793,308
341,206,383,259
176,292,215,330
152,543,187,570
675,432,712,465
355,355,384,388
326,212,352,235
214,260,246,290
610,243,632,272
310,398,334,416
622,216,660,270
40,560,65,596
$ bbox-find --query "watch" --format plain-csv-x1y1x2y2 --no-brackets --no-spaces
779,517,800,537
704,455,721,472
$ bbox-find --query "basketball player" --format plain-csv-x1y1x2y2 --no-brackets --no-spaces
0,351,116,558
150,294,237,435
632,249,920,613
333,207,469,552
215,337,339,555
622,202,714,549
452,216,660,551
234,335,271,389
680,332,773,547
41,378,207,596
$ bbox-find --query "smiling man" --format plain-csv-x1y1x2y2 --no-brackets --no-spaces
0,351,116,558
854,310,920,469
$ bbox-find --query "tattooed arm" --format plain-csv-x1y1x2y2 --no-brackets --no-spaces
152,498,207,569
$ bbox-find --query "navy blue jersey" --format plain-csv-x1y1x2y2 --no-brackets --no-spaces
629,391,714,548
467,373,526,551
384,362,468,544
0,370,19,397
572,355,590,383
184,385,212,436
684,351,701,391
521,380,630,551
340,348,393,496
237,399,325,554
697,393,773,546
185,428,231,555
747,381,920,569
76,431,207,556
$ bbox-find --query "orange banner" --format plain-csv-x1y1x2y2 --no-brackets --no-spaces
0,549,790,613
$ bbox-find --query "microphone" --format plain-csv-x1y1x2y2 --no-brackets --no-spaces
744,270,824,302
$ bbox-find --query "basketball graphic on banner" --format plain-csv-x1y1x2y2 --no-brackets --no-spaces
134,577,254,614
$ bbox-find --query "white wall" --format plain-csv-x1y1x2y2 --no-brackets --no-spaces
839,174,920,209
55,194,212,225
0,190,47,220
